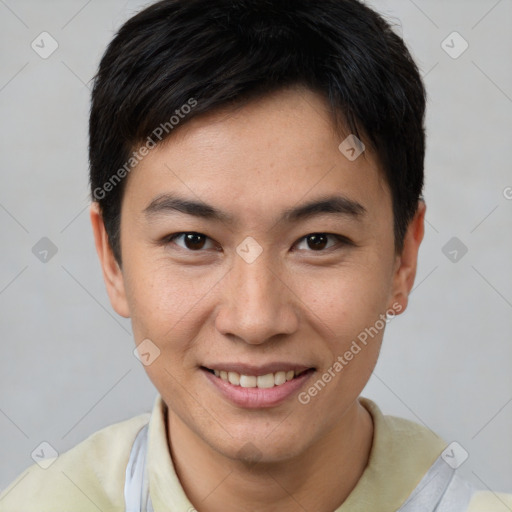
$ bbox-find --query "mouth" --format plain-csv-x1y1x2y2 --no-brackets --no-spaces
201,366,314,389
200,365,315,408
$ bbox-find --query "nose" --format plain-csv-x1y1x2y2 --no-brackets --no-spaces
215,250,299,345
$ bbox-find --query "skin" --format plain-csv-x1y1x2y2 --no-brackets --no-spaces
91,86,425,512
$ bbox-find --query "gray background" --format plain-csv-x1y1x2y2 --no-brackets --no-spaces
1,0,511,497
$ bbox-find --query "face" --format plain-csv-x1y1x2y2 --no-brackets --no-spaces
91,86,424,464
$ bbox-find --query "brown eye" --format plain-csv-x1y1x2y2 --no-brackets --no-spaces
295,233,349,252
166,232,216,251
182,233,206,250
305,234,329,250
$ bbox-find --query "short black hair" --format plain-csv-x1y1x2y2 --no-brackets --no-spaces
89,0,426,264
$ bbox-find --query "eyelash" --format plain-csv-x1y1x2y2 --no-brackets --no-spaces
162,232,353,254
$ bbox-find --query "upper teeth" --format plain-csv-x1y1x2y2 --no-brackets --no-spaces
213,369,300,388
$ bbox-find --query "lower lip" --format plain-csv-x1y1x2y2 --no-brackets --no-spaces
202,368,314,409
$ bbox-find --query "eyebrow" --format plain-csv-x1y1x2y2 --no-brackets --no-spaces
143,192,366,225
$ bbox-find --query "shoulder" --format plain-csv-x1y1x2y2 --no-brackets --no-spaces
360,396,447,457
467,490,512,511
0,411,151,512
360,399,512,512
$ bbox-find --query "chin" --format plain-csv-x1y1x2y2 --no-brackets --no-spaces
215,429,310,466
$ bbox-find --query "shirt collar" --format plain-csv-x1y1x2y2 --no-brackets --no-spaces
146,394,446,511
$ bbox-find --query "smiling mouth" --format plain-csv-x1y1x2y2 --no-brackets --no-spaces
201,367,315,389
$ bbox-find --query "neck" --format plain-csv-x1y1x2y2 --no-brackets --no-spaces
167,400,373,512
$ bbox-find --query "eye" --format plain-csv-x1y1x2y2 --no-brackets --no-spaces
162,231,352,253
165,232,218,251
294,233,350,252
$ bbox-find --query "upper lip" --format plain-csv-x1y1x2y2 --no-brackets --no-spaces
202,362,314,376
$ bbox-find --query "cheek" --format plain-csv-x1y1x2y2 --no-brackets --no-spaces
123,253,220,353
297,270,387,412
295,258,392,397
298,263,391,338
124,263,206,398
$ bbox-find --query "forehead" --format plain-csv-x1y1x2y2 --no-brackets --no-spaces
122,87,391,227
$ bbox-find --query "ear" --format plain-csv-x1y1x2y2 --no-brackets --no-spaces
90,202,130,318
388,200,426,314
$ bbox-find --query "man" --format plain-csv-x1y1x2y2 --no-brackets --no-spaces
1,0,510,510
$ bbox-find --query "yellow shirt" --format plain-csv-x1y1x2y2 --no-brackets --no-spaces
0,394,510,511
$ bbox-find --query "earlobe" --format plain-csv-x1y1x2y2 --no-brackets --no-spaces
89,202,130,318
388,200,426,314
